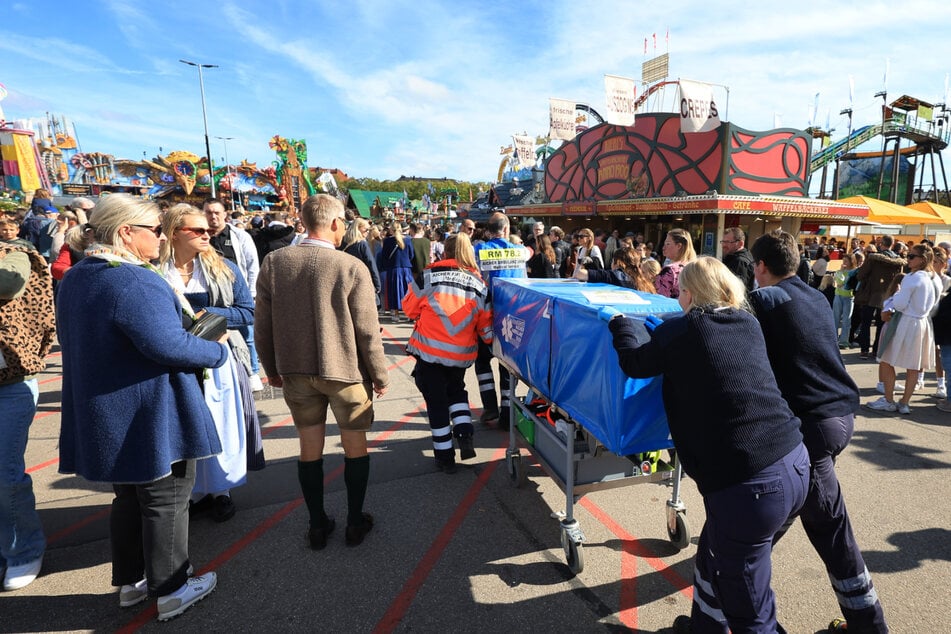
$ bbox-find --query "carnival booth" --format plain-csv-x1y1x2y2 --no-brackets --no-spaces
492,278,685,573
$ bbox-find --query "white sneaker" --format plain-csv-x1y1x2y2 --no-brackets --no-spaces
934,385,947,399
157,572,217,621
897,402,911,415
876,381,904,395
120,578,148,607
3,557,42,590
865,397,897,412
248,374,264,392
916,379,925,392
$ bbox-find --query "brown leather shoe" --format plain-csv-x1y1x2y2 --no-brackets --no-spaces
307,516,336,550
345,513,374,547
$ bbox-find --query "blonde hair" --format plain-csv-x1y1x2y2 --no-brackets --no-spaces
666,228,697,264
343,217,369,247
160,204,233,284
444,232,478,271
678,256,747,311
87,194,161,247
391,223,406,249
640,259,661,281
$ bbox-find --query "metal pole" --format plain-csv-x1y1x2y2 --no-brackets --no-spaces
215,136,235,209
180,59,218,198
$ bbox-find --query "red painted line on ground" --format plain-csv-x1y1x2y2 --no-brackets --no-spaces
116,406,422,632
48,507,111,545
373,445,506,634
33,410,61,420
39,375,63,385
579,496,693,623
26,457,59,474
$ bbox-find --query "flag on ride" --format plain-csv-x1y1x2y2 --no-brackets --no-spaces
679,79,720,133
549,98,576,141
604,75,636,126
513,134,535,167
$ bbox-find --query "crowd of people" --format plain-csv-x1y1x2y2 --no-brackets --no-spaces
2,187,931,630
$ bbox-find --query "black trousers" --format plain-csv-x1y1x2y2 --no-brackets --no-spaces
414,360,473,463
474,339,510,423
858,305,882,356
111,460,195,597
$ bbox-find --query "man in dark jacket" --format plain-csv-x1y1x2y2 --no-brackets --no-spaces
549,226,570,278
253,214,295,261
749,231,888,633
721,227,755,292
855,235,905,360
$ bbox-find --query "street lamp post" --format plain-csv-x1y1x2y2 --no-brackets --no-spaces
180,59,218,198
214,136,235,209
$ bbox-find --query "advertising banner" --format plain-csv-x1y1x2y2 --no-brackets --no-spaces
549,98,576,141
513,134,535,167
604,74,636,126
679,79,721,133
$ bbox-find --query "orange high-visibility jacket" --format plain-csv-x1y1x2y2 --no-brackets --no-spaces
402,259,493,367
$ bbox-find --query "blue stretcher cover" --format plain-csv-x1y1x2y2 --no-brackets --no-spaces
492,278,682,456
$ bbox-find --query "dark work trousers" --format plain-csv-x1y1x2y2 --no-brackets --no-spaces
775,414,888,632
414,360,473,464
474,339,511,426
690,443,809,634
858,305,883,357
849,300,865,344
111,460,195,597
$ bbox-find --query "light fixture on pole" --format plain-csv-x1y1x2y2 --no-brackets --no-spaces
214,135,236,210
180,58,218,198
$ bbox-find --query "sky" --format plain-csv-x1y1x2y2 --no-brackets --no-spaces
2,0,951,186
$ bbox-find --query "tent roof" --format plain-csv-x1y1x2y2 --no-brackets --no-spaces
907,201,951,225
347,190,404,218
838,195,939,225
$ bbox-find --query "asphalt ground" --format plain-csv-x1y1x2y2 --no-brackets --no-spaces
4,319,951,633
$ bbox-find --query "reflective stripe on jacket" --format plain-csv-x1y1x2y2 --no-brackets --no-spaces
402,259,493,367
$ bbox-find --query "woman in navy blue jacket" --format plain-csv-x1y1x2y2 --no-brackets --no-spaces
57,194,224,621
606,256,809,633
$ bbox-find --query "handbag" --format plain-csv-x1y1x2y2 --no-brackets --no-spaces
187,312,228,341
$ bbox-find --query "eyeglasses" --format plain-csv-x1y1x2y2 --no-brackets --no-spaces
179,226,210,236
132,224,163,237
720,239,737,244
907,253,922,260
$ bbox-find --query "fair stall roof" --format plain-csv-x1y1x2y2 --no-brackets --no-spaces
908,201,951,225
839,195,939,225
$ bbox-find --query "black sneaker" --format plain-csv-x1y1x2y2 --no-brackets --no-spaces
458,436,476,460
345,513,374,546
479,409,500,424
212,495,236,523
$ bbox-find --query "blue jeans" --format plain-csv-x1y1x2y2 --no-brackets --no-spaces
0,379,46,568
942,346,951,396
832,294,854,346
237,325,260,374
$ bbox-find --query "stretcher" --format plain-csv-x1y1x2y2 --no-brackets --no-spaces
491,278,691,574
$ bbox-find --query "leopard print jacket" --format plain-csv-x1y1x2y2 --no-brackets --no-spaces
0,244,56,385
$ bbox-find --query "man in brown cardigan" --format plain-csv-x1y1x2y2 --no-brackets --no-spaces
855,235,905,360
255,194,389,550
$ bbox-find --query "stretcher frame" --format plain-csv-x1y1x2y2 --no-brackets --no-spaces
501,370,690,575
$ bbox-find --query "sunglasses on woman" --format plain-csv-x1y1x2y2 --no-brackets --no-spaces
179,226,211,236
132,224,163,237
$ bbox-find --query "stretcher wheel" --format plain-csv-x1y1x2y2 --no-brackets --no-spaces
667,510,690,551
561,527,585,574
506,452,526,488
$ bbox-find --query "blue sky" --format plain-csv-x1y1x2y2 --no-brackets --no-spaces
2,0,950,185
